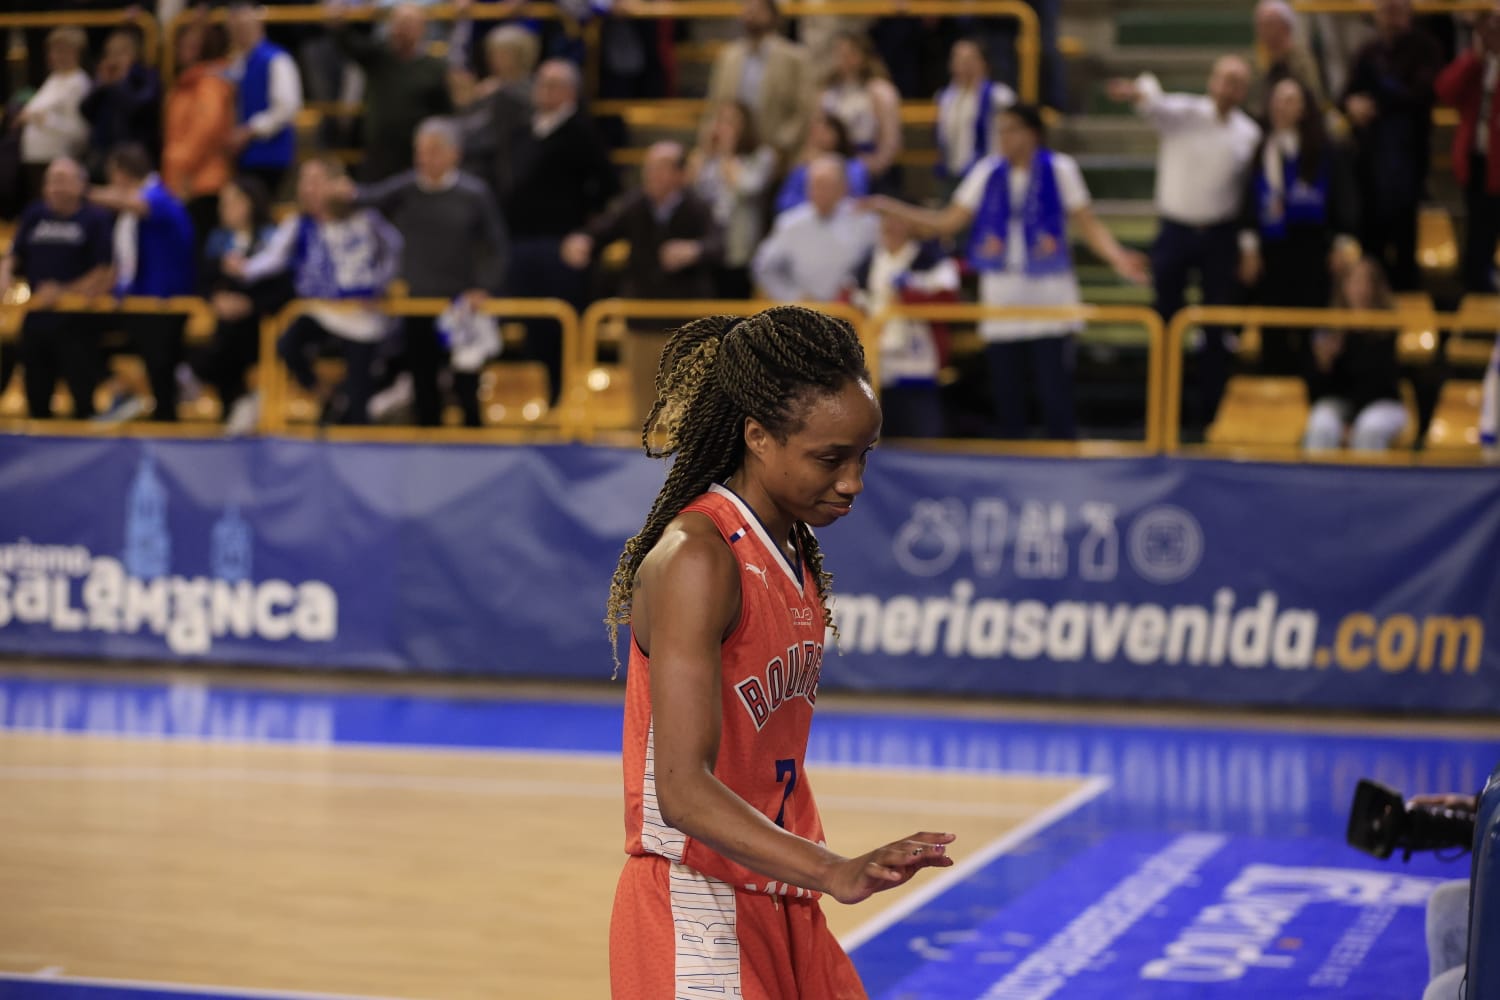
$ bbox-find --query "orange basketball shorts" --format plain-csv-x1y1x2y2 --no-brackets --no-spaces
610,853,867,999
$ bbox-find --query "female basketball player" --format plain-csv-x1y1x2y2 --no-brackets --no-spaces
606,305,956,998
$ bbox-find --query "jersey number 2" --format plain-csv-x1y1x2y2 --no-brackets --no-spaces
774,758,798,828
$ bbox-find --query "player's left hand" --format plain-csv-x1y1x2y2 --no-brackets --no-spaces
823,832,956,905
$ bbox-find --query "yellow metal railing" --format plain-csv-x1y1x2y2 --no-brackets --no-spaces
261,296,580,440
0,11,160,66
0,294,217,437
581,0,1039,104
869,303,1166,454
1162,306,1498,462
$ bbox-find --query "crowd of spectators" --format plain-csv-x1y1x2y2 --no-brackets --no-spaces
0,0,1495,447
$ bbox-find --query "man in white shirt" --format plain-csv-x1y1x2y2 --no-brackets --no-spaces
752,155,878,303
1108,56,1260,424
16,28,91,203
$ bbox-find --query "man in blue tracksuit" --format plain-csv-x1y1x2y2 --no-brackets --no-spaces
88,143,197,421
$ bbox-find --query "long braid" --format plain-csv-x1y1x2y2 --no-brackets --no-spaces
605,305,868,672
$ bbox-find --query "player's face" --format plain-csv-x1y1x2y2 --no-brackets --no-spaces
753,379,882,529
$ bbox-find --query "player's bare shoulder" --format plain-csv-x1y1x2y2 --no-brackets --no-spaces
633,511,742,647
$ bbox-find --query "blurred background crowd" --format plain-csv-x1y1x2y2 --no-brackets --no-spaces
0,0,1495,449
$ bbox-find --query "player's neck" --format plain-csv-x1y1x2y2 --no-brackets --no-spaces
721,474,795,555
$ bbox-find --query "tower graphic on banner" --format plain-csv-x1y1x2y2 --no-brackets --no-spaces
123,454,171,578
211,505,253,583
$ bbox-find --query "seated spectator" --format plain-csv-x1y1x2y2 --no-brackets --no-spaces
226,157,404,426
163,18,235,254
350,118,508,428
704,0,814,162
844,214,960,438
186,175,288,435
505,59,619,402
688,101,776,299
79,26,162,180
753,154,878,303
1435,4,1500,294
1249,0,1327,120
1303,256,1407,451
775,109,870,214
1239,77,1359,376
820,31,903,194
871,104,1147,441
935,38,1016,197
0,157,113,419
15,28,91,207
224,0,303,198
562,141,721,426
331,3,451,182
86,144,198,423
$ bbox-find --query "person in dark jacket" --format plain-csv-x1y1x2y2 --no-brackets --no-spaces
561,141,720,427
1239,77,1360,376
79,26,161,180
1303,256,1408,451
1340,0,1444,290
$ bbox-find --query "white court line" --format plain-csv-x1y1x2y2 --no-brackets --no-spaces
0,970,409,1000
837,774,1113,952
0,763,1058,820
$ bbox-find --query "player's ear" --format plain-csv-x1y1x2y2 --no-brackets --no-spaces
743,416,773,461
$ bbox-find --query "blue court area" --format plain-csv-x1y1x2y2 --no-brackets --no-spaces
0,670,1494,1000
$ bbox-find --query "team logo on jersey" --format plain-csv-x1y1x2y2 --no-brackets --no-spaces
734,640,823,731
744,563,770,590
789,607,815,628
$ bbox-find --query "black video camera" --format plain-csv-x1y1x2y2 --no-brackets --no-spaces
1346,779,1476,861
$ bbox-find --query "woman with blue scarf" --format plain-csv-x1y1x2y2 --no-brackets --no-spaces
1237,78,1359,376
871,104,1148,440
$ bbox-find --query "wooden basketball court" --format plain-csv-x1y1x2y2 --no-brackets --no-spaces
0,728,1091,999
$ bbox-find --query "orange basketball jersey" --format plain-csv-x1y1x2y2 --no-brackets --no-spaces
621,484,829,898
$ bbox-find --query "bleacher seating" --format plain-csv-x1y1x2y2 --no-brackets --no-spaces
1205,375,1311,448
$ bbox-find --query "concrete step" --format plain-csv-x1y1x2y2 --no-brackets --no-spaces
1115,9,1256,48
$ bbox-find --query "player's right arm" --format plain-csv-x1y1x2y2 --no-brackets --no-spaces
638,516,955,905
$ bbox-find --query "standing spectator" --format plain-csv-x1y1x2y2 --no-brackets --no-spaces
1239,78,1360,376
753,154,878,303
561,141,721,426
935,38,1017,197
351,118,509,428
1249,0,1327,120
1341,0,1444,291
87,144,197,422
162,20,235,255
224,0,303,198
704,0,814,162
331,3,452,182
980,0,1066,112
478,25,541,104
1303,256,1407,451
188,174,288,435
1108,57,1260,424
844,213,961,438
0,157,113,419
447,59,528,206
504,59,618,403
15,28,92,207
775,109,870,213
1435,3,1500,294
871,105,1148,441
79,26,162,179
689,101,776,299
226,157,404,426
820,32,903,194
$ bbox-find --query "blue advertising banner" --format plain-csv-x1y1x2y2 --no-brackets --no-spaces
0,435,1496,712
